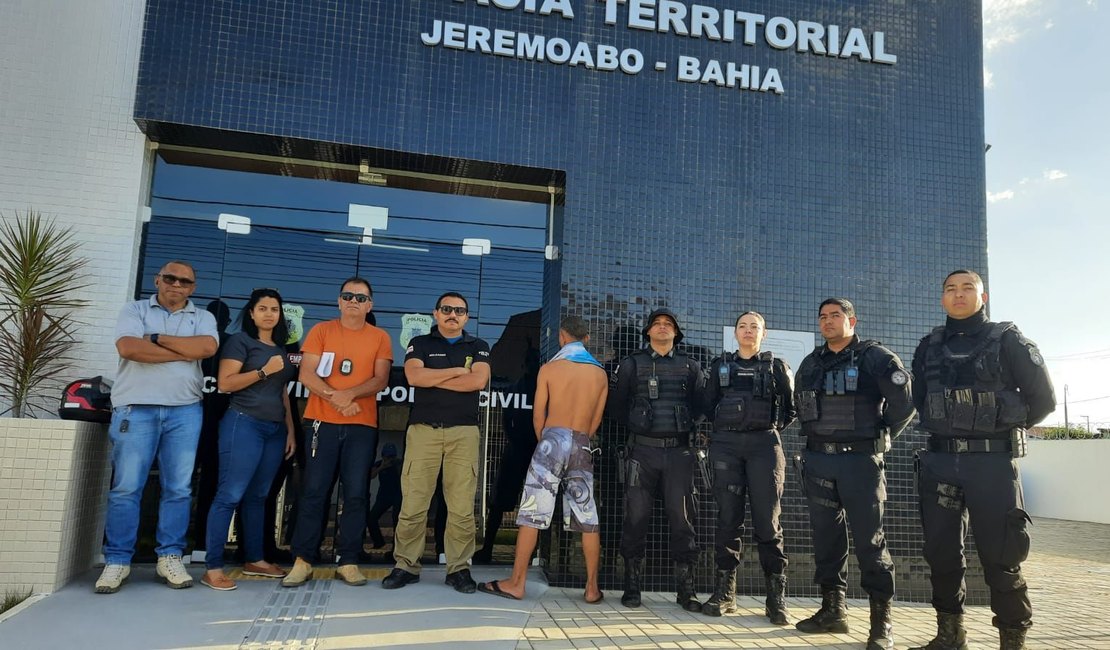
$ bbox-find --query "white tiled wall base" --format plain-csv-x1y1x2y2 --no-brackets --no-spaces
0,419,110,593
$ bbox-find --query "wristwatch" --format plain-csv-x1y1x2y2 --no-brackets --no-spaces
256,368,268,380
150,333,160,346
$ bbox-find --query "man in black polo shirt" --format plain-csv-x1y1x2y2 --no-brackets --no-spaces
382,292,490,593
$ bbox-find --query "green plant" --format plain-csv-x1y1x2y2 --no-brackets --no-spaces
0,587,33,614
0,210,90,417
1039,426,1093,440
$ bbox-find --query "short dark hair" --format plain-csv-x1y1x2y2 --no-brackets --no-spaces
819,298,855,318
240,288,290,346
435,291,469,311
943,269,984,289
160,260,196,277
339,276,373,296
735,311,766,328
560,315,590,340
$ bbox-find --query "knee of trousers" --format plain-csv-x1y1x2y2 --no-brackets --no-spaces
983,564,1027,593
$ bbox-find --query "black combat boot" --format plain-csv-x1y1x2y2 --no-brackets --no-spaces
675,563,702,612
795,587,849,634
999,627,1027,650
701,569,736,616
620,558,643,608
764,573,790,625
865,598,894,650
909,612,970,650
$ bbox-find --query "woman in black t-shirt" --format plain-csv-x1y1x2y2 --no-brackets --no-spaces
202,288,297,591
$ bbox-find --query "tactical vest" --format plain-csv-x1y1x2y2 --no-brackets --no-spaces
919,321,1028,438
798,341,883,440
713,352,778,431
627,350,694,436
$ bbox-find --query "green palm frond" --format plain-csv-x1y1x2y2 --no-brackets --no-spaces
0,210,91,418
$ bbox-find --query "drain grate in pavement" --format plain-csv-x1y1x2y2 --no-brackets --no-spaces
240,580,332,650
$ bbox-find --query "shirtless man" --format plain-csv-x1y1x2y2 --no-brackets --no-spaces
477,316,608,602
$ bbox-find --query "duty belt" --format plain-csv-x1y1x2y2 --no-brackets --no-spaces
806,438,884,455
928,437,1012,453
631,434,688,449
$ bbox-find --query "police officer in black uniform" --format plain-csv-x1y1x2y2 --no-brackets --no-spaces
609,308,704,611
794,299,914,650
700,311,796,622
909,271,1055,650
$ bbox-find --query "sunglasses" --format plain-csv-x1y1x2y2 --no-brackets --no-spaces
438,305,468,316
340,292,372,303
159,273,196,287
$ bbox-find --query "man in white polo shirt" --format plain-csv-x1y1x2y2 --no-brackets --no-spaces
95,260,218,593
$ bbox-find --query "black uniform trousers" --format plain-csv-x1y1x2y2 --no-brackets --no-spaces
710,431,788,574
290,422,377,563
802,448,895,602
917,450,1032,630
620,444,699,565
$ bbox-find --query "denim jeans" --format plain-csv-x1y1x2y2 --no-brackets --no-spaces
103,403,203,565
290,422,377,564
205,409,286,570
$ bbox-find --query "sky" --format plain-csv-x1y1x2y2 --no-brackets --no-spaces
981,0,1110,430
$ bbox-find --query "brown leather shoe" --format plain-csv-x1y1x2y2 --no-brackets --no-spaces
243,562,286,578
201,571,237,591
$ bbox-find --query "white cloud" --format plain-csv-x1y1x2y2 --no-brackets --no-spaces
988,189,1015,202
982,0,1043,51
984,66,994,88
1019,177,1031,185
1044,169,1068,181
1045,20,1054,29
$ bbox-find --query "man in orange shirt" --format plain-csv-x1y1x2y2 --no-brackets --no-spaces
283,277,393,587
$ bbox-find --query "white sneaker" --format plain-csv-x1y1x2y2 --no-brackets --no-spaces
94,564,130,594
438,553,447,565
156,554,194,589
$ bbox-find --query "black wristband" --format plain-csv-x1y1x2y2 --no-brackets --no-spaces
150,333,161,346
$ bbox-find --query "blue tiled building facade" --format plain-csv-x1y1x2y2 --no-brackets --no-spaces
134,0,988,601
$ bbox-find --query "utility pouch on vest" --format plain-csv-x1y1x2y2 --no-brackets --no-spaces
715,395,745,428
1010,427,1028,459
927,392,947,421
973,391,997,432
628,397,654,434
675,404,692,431
997,391,1029,427
799,390,819,422
951,389,976,430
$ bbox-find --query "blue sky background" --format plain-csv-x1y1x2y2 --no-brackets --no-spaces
982,0,1109,430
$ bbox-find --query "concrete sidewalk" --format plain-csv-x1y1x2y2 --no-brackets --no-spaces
2,518,1108,649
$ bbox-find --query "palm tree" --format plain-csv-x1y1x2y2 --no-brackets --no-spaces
0,210,90,417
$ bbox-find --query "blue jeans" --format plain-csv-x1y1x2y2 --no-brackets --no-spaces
205,409,287,569
103,403,203,565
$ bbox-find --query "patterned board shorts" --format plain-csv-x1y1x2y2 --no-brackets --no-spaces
515,427,599,533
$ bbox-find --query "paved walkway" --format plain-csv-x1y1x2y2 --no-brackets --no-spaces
1,518,1108,649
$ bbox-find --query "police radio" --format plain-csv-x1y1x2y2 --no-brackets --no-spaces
718,352,731,388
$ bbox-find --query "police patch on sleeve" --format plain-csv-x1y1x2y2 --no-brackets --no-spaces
1028,347,1044,367
890,369,909,386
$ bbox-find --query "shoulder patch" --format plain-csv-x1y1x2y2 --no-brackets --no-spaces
1028,347,1044,367
890,369,909,386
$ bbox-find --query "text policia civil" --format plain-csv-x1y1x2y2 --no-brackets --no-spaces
421,0,898,96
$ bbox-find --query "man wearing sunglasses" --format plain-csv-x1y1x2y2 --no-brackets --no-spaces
383,292,490,593
96,261,219,594
283,277,393,588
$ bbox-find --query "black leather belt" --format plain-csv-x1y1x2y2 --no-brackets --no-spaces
717,427,776,434
928,437,1012,453
631,434,687,449
806,438,883,454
